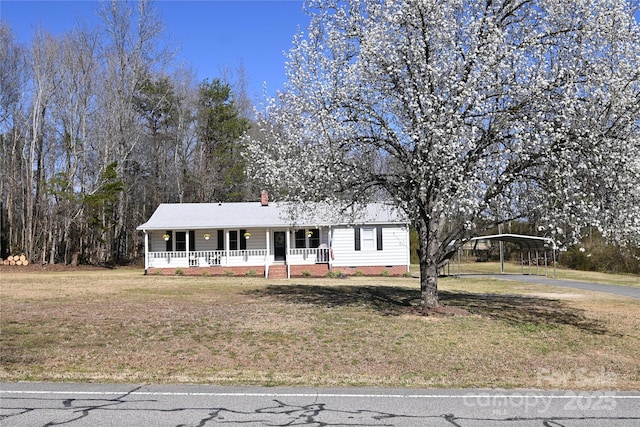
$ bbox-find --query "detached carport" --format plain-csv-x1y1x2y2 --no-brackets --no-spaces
461,233,558,277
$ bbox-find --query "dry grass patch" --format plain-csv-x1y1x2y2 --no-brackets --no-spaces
1,268,638,389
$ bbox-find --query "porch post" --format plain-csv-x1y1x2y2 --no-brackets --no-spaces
265,228,270,278
286,228,291,279
225,230,229,266
186,231,190,267
328,226,333,270
144,231,149,273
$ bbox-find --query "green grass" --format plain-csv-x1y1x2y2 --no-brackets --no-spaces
1,267,638,389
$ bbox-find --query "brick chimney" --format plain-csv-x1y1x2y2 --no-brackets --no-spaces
261,190,269,206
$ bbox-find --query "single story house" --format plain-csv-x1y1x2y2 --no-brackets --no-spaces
136,192,410,278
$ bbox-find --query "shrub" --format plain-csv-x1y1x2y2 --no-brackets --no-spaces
175,268,184,276
325,270,337,278
354,270,364,277
302,270,311,277
380,269,390,277
224,270,235,277
246,269,257,277
558,230,640,274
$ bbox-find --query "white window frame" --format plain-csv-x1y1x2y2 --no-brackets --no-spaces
361,227,376,251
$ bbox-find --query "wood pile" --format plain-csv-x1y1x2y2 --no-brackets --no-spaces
2,254,29,266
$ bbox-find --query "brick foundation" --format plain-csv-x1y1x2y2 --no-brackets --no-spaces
147,266,265,277
326,265,408,277
288,264,408,277
289,264,331,277
147,264,407,278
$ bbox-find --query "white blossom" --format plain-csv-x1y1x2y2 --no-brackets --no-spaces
243,0,640,306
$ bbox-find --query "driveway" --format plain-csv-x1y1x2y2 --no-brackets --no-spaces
465,274,640,298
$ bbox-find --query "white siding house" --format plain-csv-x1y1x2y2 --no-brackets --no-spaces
136,194,410,278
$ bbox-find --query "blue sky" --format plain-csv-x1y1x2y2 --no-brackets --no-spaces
3,1,639,102
0,0,310,101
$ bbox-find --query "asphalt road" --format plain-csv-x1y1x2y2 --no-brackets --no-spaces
2,383,639,426
465,274,640,298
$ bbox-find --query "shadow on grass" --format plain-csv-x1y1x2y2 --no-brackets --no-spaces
247,284,609,335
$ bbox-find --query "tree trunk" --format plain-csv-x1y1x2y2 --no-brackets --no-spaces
416,215,441,308
419,256,439,307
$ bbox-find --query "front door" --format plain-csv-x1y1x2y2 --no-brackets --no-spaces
274,231,286,261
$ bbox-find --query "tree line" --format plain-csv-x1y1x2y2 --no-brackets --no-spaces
1,0,257,265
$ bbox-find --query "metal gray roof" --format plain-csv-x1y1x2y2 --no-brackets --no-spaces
136,202,407,231
468,234,557,251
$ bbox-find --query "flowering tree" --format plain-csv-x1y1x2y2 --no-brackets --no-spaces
244,0,640,307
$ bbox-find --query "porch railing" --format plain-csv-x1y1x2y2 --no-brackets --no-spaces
288,247,330,264
147,247,329,269
148,250,267,268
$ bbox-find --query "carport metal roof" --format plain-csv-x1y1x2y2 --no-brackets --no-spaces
468,233,557,251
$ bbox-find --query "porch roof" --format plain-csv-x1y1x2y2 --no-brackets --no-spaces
136,202,407,231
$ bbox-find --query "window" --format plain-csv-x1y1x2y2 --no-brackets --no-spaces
361,228,375,250
175,231,186,252
354,227,383,251
295,230,306,248
309,229,320,248
229,230,238,250
295,229,320,248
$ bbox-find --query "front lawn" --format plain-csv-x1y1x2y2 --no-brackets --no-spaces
1,268,637,389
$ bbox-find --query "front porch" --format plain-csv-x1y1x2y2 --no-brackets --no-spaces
142,227,332,278
144,247,331,278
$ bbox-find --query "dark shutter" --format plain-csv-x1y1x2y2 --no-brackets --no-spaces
354,227,361,251
189,230,195,251
240,229,247,250
165,231,172,251
217,230,224,250
376,227,383,251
